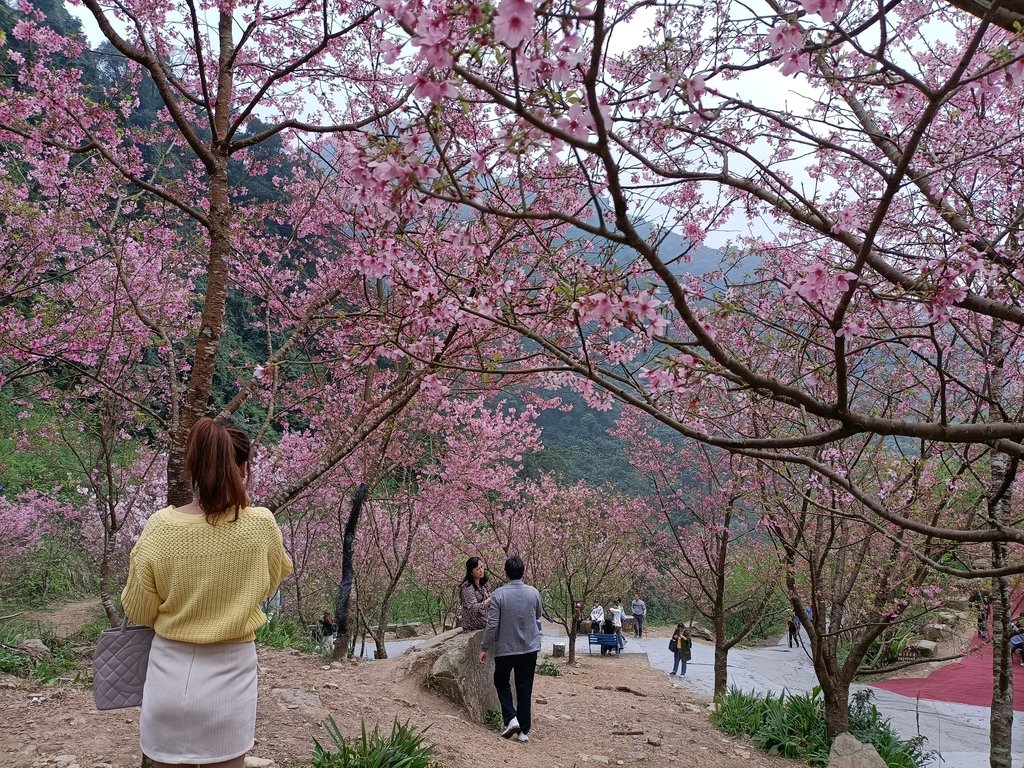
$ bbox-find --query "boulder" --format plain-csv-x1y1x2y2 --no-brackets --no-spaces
828,732,888,768
911,639,938,657
395,623,423,639
923,623,953,641
393,628,499,724
552,643,566,658
684,622,714,642
17,639,51,659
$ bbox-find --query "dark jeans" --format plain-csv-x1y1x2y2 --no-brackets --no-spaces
672,651,687,675
633,614,644,637
493,651,538,734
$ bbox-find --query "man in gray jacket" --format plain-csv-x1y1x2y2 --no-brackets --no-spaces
478,555,542,743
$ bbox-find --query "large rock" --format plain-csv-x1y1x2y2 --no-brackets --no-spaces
394,623,423,639
684,622,714,642
828,733,888,768
911,639,938,657
923,623,953,641
393,628,498,723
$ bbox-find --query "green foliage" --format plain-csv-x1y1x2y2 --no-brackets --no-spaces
510,388,674,496
722,585,789,642
711,687,935,768
255,614,316,652
848,690,934,768
483,707,503,731
0,616,106,684
711,686,768,735
537,659,562,677
312,716,441,768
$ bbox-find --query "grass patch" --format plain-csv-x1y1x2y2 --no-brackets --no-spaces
537,659,561,677
255,614,316,652
313,716,441,768
711,686,935,768
0,615,108,685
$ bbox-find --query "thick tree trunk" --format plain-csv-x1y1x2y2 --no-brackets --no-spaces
333,485,367,661
990,569,1012,768
166,10,236,505
988,320,1013,768
568,630,577,663
167,157,232,505
713,641,728,700
712,518,729,700
821,678,850,737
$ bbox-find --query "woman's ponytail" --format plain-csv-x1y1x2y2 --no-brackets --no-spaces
184,416,251,522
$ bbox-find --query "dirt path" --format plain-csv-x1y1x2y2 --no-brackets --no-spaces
20,599,106,639
0,646,802,768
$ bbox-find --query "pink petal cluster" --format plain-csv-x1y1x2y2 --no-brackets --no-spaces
493,0,535,49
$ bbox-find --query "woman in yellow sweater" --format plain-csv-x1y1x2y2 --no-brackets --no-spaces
121,417,293,768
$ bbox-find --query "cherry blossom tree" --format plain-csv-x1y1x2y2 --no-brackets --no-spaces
509,477,649,663
364,2,1024,756
756,442,972,737
614,414,782,698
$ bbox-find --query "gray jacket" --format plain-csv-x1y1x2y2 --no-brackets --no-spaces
481,579,542,657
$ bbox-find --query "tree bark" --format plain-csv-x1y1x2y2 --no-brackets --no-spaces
821,679,850,737
333,484,368,661
166,11,236,505
713,641,728,701
98,525,120,627
712,511,729,700
989,319,1014,768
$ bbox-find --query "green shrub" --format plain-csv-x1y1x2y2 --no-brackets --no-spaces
711,685,767,735
537,659,561,677
711,686,935,768
312,716,441,768
848,690,934,768
255,614,315,652
484,707,503,731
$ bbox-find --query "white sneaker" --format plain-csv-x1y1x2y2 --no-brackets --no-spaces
500,718,520,739
516,732,530,743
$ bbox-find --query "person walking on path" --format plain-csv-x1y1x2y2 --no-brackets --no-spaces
631,595,647,638
787,617,802,648
479,555,542,743
669,624,692,676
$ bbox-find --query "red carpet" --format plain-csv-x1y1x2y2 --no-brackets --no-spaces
872,602,1024,710
871,639,1024,710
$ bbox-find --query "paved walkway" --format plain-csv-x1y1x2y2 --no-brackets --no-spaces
537,629,1021,768
366,628,1019,766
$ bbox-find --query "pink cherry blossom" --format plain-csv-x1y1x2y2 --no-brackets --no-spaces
493,0,534,50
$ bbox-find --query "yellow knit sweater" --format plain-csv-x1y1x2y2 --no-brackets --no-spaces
121,506,293,644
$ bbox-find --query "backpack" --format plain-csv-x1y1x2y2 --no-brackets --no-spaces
669,638,677,652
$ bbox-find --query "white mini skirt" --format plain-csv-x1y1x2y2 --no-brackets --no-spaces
140,635,258,764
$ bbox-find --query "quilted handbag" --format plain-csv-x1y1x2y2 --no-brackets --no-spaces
93,618,154,710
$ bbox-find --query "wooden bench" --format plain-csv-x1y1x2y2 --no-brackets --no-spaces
588,633,621,656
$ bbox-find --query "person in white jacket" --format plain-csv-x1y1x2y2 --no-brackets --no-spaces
590,602,605,633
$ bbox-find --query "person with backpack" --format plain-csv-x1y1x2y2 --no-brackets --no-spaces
669,624,692,676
